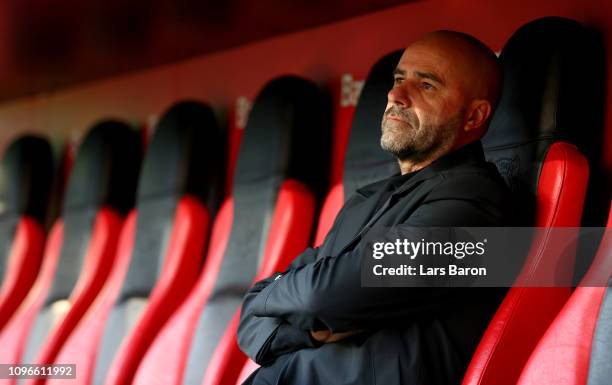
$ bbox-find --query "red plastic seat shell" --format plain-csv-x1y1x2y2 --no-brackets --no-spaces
131,198,234,385
102,196,209,385
314,183,345,247
462,142,590,385
131,179,315,385
0,208,124,385
44,211,138,385
516,205,612,385
0,221,63,380
0,217,46,332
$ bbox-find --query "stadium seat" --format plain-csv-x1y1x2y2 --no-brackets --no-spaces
462,17,596,385
41,101,224,385
0,121,141,385
314,52,400,245
225,97,248,196
130,76,331,385
235,51,403,385
0,136,54,332
516,204,611,385
326,72,363,187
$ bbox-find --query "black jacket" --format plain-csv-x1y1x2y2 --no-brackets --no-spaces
238,141,512,385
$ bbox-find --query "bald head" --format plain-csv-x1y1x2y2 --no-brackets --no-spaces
417,30,502,109
382,30,502,173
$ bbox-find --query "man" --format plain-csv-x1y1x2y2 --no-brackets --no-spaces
237,30,511,385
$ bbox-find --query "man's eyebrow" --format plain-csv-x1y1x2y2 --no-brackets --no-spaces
393,68,406,76
414,70,444,85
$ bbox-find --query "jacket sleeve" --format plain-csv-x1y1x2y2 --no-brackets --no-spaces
247,196,507,332
236,192,370,362
236,247,320,365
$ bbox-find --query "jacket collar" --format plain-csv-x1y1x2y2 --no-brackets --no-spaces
355,140,486,198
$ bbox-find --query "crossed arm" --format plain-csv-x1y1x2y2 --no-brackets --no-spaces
237,247,322,365
237,198,504,365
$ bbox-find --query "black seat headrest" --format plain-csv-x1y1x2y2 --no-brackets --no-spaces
181,76,331,384
343,50,402,197
90,102,225,385
44,121,141,306
63,120,141,214
0,135,54,282
119,100,224,300
137,101,224,211
0,135,54,220
233,75,331,201
483,16,600,224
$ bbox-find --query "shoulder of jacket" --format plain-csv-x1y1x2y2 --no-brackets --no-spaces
432,166,510,200
352,177,393,198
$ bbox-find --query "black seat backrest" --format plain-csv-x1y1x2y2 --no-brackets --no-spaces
92,101,224,385
118,101,224,301
483,16,600,225
47,121,142,304
182,75,331,384
0,135,54,283
342,50,403,197
22,120,141,363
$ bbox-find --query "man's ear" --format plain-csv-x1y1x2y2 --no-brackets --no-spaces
464,100,492,134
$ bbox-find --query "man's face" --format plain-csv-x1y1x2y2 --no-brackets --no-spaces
381,38,472,162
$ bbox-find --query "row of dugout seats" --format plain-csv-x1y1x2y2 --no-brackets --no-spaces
0,16,610,385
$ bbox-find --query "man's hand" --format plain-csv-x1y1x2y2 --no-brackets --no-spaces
310,329,362,343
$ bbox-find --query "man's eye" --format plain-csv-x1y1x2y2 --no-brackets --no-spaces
394,77,404,84
421,82,434,90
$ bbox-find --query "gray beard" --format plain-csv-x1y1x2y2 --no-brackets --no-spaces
380,113,462,163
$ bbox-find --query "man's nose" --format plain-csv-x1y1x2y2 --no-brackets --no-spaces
387,86,411,108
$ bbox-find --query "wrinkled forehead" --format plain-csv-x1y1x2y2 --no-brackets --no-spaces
397,37,476,89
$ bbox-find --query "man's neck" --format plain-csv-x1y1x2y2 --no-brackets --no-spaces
397,139,479,175
397,144,453,175
398,158,435,175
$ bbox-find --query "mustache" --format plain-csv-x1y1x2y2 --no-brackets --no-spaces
383,106,418,128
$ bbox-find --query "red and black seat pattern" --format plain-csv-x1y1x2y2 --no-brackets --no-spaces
463,17,597,385
235,50,403,384
76,101,224,385
315,50,401,243
0,121,141,385
130,76,330,385
0,136,54,332
516,205,611,385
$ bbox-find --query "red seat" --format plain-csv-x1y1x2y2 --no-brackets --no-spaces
0,218,46,331
462,17,599,385
130,76,330,385
41,102,223,385
0,136,54,333
516,204,611,385
0,122,141,385
45,210,137,385
233,52,401,384
463,143,589,385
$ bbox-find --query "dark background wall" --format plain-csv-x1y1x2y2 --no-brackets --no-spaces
0,0,610,182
